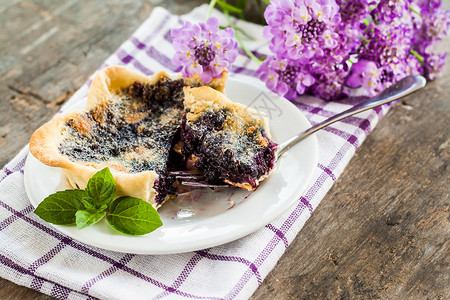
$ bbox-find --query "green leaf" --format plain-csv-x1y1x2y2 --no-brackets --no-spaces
86,168,116,208
236,0,246,9
106,196,163,236
236,0,246,19
34,190,86,225
81,196,97,211
217,0,243,14
76,210,106,229
81,196,108,213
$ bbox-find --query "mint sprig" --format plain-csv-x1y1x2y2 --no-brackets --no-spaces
34,168,162,235
106,197,163,236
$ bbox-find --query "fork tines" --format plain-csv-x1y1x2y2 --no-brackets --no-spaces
180,181,230,188
169,170,202,176
170,170,203,181
169,170,230,188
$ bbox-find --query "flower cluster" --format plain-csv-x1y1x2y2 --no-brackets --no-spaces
257,0,449,100
171,1,449,100
171,17,238,83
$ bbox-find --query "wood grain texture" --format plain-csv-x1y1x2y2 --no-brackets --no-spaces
1,0,449,299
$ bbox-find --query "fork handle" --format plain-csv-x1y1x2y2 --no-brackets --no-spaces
277,75,427,156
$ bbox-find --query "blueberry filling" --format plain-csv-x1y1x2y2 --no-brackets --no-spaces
181,108,277,189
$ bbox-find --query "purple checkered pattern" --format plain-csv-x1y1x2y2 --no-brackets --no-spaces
0,6,392,300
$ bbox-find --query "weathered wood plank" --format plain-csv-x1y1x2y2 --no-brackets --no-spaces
0,0,154,168
1,1,449,299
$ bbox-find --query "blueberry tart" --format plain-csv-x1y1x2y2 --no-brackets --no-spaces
30,66,227,208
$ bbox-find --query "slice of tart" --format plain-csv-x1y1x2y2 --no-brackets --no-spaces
181,86,277,191
29,66,227,209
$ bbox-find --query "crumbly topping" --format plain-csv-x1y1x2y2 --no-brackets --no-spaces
181,88,277,189
59,78,185,174
184,96,270,165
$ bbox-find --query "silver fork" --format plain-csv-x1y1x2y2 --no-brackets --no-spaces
171,75,427,188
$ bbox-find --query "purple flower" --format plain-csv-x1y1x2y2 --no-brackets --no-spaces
257,56,315,100
347,60,382,97
170,0,450,102
259,0,449,100
171,17,238,83
337,0,370,25
263,0,340,60
411,0,450,80
423,52,447,81
260,0,357,100
355,2,416,90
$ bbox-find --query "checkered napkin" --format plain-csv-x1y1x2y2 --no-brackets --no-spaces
0,5,391,300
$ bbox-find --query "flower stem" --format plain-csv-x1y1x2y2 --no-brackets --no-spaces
223,10,262,64
408,5,422,17
207,0,218,18
410,49,424,65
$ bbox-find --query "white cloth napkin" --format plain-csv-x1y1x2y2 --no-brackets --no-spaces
0,5,391,300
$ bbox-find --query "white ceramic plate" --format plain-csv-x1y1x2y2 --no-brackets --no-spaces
24,77,318,255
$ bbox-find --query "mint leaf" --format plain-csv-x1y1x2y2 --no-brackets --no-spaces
34,190,86,225
86,168,116,208
106,196,162,235
81,196,97,211
81,197,108,213
76,210,106,229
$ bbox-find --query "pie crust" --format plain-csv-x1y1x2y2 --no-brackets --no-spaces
29,66,227,209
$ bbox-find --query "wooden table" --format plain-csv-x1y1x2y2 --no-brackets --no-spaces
1,1,449,299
